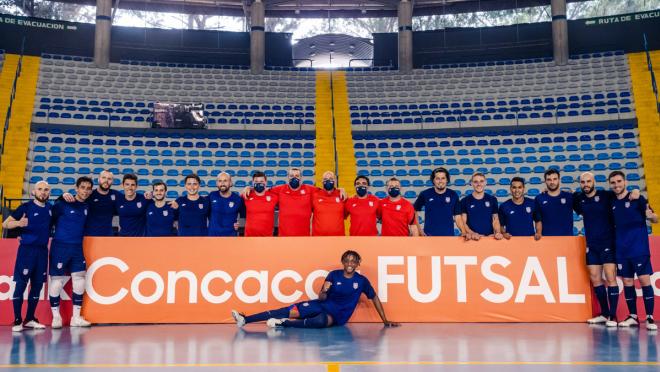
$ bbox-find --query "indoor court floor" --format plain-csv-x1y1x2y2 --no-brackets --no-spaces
1,323,658,371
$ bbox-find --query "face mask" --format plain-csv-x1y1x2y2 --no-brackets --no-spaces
323,180,335,191
289,177,301,189
356,186,368,197
388,187,401,198
253,183,266,193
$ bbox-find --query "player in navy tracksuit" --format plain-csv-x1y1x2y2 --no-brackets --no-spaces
145,181,178,237
534,169,574,238
3,181,53,332
413,167,464,236
460,172,503,240
498,177,536,238
208,172,243,236
63,170,119,236
48,176,93,329
608,171,658,330
114,173,149,237
174,174,210,236
231,250,399,328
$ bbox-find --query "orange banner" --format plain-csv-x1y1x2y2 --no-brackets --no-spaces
81,236,593,323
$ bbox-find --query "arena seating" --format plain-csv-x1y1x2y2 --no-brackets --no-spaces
27,127,316,199
347,52,635,130
31,54,316,131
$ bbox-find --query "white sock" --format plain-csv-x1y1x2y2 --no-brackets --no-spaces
51,307,61,318
73,305,81,318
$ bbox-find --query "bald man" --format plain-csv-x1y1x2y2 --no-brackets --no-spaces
208,172,243,236
3,181,53,332
573,172,639,327
312,171,346,236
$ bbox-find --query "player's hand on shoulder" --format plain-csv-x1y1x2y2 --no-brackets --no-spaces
168,200,179,209
338,188,347,200
240,186,252,197
628,189,640,200
63,193,75,203
144,191,153,200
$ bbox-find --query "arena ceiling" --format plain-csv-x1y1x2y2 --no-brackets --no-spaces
52,0,586,18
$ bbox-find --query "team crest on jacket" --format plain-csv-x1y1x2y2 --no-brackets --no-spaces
353,282,359,289
335,197,340,203
137,202,142,208
485,201,490,207
625,201,630,208
445,197,451,203
23,269,29,275
561,198,566,204
229,201,235,208
526,206,532,213
595,196,600,202
266,196,272,202
110,194,116,201
198,203,204,209
84,209,88,215
369,201,374,207
301,189,306,195
396,205,401,211
163,210,168,216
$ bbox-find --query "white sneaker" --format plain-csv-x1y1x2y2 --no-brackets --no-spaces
618,316,639,327
51,314,62,329
70,316,91,327
12,322,23,332
646,317,657,331
231,310,246,328
266,318,285,328
605,319,618,327
587,315,608,324
24,319,46,330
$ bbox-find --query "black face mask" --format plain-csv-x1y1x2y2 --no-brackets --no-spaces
388,187,401,198
323,180,335,191
356,186,368,197
289,177,301,189
253,183,266,193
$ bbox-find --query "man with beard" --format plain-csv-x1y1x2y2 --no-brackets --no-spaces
231,250,399,329
533,169,574,238
498,177,536,238
63,170,118,236
460,173,503,240
573,172,639,327
414,167,463,236
345,175,380,236
3,181,52,332
608,171,658,330
242,171,278,236
174,174,210,236
49,176,93,328
208,172,243,236
145,181,178,237
312,171,346,236
114,173,149,237
379,178,419,236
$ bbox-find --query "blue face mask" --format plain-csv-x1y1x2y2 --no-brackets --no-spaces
323,180,335,191
388,187,401,198
356,186,368,197
289,177,301,189
253,183,266,193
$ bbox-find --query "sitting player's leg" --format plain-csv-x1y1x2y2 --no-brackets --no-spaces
278,312,333,329
70,271,91,327
232,304,300,327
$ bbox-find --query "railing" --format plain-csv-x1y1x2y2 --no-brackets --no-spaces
642,33,660,119
1,37,27,166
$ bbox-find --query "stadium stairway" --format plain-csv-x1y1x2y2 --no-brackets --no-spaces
0,55,40,200
330,71,357,189
314,71,336,184
629,51,660,235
